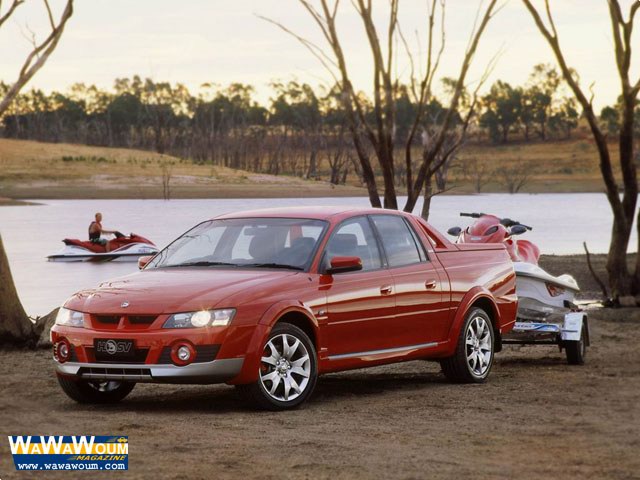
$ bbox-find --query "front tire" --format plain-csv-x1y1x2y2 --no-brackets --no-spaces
57,375,135,404
237,322,318,411
440,308,494,383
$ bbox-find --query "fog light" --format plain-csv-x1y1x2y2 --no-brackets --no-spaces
54,339,71,363
177,346,191,362
170,342,196,366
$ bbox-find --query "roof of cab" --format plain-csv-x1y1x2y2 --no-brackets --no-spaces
214,205,411,221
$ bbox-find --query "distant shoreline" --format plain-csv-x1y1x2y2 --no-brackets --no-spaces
0,197,40,206
0,183,368,203
0,182,610,204
0,137,612,203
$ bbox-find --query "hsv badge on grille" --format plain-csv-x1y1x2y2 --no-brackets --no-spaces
121,301,130,308
105,340,118,354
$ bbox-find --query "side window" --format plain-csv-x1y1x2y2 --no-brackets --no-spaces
371,215,423,267
324,217,382,271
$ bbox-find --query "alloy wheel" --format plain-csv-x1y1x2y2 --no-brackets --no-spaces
260,333,311,402
465,316,493,377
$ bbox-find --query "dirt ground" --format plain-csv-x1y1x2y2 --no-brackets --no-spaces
0,305,638,480
0,255,638,479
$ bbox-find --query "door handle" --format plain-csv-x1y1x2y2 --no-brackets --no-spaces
380,285,393,295
425,279,437,290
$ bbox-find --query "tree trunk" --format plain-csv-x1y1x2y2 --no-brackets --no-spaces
634,209,640,293
0,235,35,345
420,177,434,221
607,218,633,298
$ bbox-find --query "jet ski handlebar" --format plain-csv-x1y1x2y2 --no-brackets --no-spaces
460,212,485,218
459,212,533,231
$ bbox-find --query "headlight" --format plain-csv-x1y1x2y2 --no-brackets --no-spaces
55,307,85,328
163,309,236,329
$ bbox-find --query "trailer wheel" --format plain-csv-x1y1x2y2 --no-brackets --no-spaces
565,323,587,365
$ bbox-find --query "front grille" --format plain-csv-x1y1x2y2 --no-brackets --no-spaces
90,347,149,364
95,315,120,324
78,366,151,381
128,315,157,325
157,345,220,364
92,315,158,327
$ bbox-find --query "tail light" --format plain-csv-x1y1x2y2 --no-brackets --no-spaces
546,282,565,297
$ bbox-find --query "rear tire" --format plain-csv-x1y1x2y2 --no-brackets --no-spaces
57,375,135,404
236,322,318,411
565,323,587,365
440,308,494,383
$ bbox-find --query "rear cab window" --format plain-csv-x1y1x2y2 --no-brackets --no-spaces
370,214,427,267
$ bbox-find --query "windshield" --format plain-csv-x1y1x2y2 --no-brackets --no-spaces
148,217,327,270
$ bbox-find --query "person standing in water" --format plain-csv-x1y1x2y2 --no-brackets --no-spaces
89,212,118,252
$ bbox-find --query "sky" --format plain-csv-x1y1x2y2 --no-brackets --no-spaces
1,0,639,110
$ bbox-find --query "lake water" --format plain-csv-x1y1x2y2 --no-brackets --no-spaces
0,194,630,317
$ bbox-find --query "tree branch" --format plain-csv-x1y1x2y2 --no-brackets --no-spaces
0,0,74,116
404,0,498,212
0,0,23,30
521,0,622,218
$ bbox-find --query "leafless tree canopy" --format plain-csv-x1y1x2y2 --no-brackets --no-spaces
522,0,640,300
0,0,74,116
265,0,499,216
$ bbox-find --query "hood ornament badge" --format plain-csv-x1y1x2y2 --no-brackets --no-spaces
121,301,130,308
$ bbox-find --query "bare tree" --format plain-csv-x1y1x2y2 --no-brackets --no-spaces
522,0,640,300
264,0,499,216
0,0,74,345
461,157,491,193
161,161,173,200
498,161,532,194
0,0,74,114
418,78,490,219
403,1,499,215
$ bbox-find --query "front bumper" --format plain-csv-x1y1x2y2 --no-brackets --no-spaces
55,357,244,385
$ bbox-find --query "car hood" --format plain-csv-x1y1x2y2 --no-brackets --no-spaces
65,268,300,314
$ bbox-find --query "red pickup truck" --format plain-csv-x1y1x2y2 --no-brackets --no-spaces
52,207,517,410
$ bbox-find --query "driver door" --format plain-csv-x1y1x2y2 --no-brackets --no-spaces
320,216,396,358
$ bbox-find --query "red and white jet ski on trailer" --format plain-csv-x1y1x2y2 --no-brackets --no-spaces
47,233,158,263
447,212,589,364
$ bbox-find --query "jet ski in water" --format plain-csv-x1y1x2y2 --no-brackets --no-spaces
447,212,588,364
47,232,158,263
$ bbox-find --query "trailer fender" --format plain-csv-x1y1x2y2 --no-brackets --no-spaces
561,312,588,343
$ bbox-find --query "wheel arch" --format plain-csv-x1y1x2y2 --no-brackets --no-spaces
228,302,319,385
445,288,502,357
469,296,502,353
275,310,318,350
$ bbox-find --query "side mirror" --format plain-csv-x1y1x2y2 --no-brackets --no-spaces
510,225,528,236
327,256,362,274
138,255,153,270
447,226,462,237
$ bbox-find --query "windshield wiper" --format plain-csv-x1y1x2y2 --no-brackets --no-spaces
240,263,304,271
162,261,239,268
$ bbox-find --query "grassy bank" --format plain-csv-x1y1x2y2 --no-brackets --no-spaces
0,136,613,200
0,138,365,200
